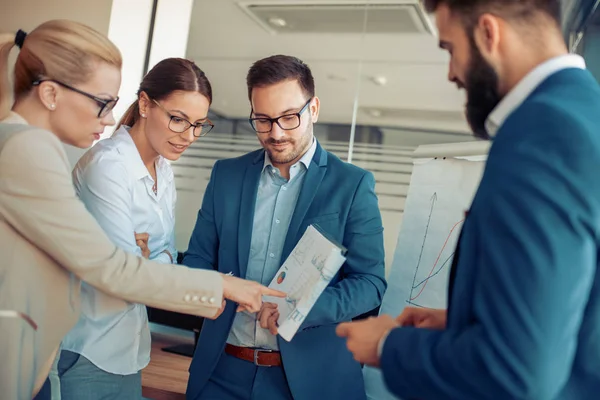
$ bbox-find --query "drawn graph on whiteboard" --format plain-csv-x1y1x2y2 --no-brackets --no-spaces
406,192,464,308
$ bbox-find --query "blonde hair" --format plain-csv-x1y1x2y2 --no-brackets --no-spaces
0,20,122,120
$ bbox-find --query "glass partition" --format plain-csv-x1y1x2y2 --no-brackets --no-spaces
171,1,474,274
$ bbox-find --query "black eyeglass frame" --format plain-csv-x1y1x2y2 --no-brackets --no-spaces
151,99,214,137
32,79,119,118
248,97,313,134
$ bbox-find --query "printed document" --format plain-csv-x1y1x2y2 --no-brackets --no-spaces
264,224,346,341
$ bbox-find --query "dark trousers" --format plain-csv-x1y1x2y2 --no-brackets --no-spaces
195,352,294,400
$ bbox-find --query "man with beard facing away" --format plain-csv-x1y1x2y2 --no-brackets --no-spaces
183,54,387,400
336,1,600,399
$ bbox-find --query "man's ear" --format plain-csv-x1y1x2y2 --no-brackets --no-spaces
473,13,502,59
310,96,320,123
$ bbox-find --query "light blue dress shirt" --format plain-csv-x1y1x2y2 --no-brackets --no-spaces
227,139,317,350
60,126,177,375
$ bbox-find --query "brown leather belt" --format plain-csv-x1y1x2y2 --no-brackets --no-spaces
225,344,282,367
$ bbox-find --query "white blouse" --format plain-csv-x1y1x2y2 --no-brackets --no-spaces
60,126,177,375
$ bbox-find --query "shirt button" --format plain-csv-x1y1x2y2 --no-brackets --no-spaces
209,297,216,304
184,294,191,302
282,186,287,191
192,295,199,302
200,296,208,303
275,219,280,224
269,253,275,258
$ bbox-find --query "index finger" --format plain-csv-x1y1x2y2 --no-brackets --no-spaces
261,287,286,298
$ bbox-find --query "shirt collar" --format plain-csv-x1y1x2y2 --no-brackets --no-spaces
485,54,586,137
111,126,172,183
263,137,317,171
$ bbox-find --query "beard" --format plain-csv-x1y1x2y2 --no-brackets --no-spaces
263,125,313,166
463,39,502,140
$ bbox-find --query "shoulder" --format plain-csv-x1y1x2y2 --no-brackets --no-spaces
497,92,600,167
74,130,136,185
73,140,130,191
0,123,68,170
483,89,600,222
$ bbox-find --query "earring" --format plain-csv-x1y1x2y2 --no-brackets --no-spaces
50,104,55,110
141,113,146,118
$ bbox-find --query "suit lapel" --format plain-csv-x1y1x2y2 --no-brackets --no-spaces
237,153,264,278
281,144,328,260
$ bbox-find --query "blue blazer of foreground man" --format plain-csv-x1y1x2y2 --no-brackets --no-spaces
337,1,600,399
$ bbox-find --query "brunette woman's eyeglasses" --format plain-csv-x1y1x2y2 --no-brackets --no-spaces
151,99,214,137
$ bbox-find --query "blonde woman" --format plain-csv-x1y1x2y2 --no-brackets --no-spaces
0,21,283,400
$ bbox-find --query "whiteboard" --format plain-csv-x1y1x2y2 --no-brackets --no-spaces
364,141,489,400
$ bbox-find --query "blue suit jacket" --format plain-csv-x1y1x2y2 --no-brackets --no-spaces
381,67,600,399
184,142,387,400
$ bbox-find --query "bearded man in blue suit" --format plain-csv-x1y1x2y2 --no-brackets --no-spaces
183,55,387,400
338,1,600,399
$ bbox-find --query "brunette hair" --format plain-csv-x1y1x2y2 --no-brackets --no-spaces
246,55,315,101
118,58,213,128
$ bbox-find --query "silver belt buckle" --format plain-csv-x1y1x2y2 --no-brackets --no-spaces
253,349,273,367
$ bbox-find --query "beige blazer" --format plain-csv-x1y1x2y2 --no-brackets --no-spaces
0,112,223,399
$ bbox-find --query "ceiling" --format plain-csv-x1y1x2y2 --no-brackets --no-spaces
185,0,471,135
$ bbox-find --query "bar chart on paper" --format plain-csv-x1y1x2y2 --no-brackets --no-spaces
364,154,486,400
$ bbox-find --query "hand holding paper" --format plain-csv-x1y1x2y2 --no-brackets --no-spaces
264,224,347,341
258,302,280,335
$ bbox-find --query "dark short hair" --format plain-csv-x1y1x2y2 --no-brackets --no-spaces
422,0,561,29
246,55,315,101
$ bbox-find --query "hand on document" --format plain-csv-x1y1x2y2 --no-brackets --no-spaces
336,315,398,367
396,307,447,330
258,302,280,335
221,274,286,313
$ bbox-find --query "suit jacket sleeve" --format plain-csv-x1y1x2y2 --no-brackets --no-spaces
380,102,599,399
0,129,222,317
183,160,220,270
300,170,387,330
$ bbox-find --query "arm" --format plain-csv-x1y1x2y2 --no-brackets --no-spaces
0,130,222,317
380,104,599,400
300,171,387,329
183,160,220,271
76,157,177,266
75,157,143,258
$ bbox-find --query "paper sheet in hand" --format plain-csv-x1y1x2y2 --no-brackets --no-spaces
264,224,346,341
